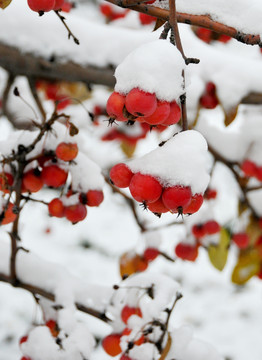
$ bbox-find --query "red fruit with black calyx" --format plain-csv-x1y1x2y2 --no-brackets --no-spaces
22,168,43,193
110,163,133,188
129,173,162,203
84,190,104,207
125,88,157,117
195,27,212,43
232,233,249,249
192,224,206,238
147,197,169,214
41,165,68,188
48,198,65,218
204,220,220,235
162,185,192,213
53,0,64,10
183,193,204,214
142,100,170,125
65,203,87,223
241,160,257,177
175,242,198,261
106,92,127,122
162,101,181,126
0,203,17,225
56,142,78,161
121,305,142,324
0,172,13,193
27,0,55,12
143,248,159,262
102,333,122,356
139,13,156,25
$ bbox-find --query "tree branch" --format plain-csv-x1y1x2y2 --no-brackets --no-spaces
0,272,110,322
106,0,262,46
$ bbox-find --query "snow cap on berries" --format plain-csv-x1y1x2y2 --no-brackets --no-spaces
115,39,185,102
127,130,210,194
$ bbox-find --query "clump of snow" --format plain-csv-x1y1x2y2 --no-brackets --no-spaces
115,40,185,102
127,130,210,194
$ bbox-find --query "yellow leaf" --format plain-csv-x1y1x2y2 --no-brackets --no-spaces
231,250,260,285
0,0,12,9
208,228,230,271
158,333,172,360
223,105,239,127
120,141,136,158
246,216,262,246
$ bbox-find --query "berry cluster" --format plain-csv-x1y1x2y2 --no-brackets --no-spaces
199,82,219,109
106,88,181,127
27,0,69,13
0,139,104,226
110,163,204,216
241,159,262,181
102,305,144,358
36,80,71,111
194,27,231,44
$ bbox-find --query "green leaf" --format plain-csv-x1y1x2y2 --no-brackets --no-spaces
0,0,12,9
208,228,230,271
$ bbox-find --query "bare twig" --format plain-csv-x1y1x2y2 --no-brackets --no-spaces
27,77,46,123
54,10,80,45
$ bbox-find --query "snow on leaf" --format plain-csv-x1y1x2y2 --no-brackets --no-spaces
208,228,230,271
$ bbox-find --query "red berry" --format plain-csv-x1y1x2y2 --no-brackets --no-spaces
86,190,104,207
61,1,72,12
102,333,122,356
192,224,206,238
256,166,262,182
175,242,198,261
106,92,127,121
53,0,64,10
183,193,203,214
129,173,162,203
19,335,28,345
204,220,220,235
200,93,219,109
121,305,142,324
139,13,156,25
204,188,217,200
125,88,157,117
162,101,181,126
143,248,159,262
41,165,68,188
48,198,65,218
100,3,113,17
232,233,249,249
218,34,231,43
145,0,156,3
147,197,169,214
56,97,71,111
162,186,192,213
27,0,55,12
142,101,170,125
1,203,17,225
195,27,212,43
56,142,78,161
0,172,13,193
46,319,59,337
21,357,31,360
110,163,133,188
65,203,87,223
22,169,43,193
120,355,132,360
241,160,257,177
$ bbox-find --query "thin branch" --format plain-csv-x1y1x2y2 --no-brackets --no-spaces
106,0,262,46
27,77,46,123
0,272,110,323
54,10,80,45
